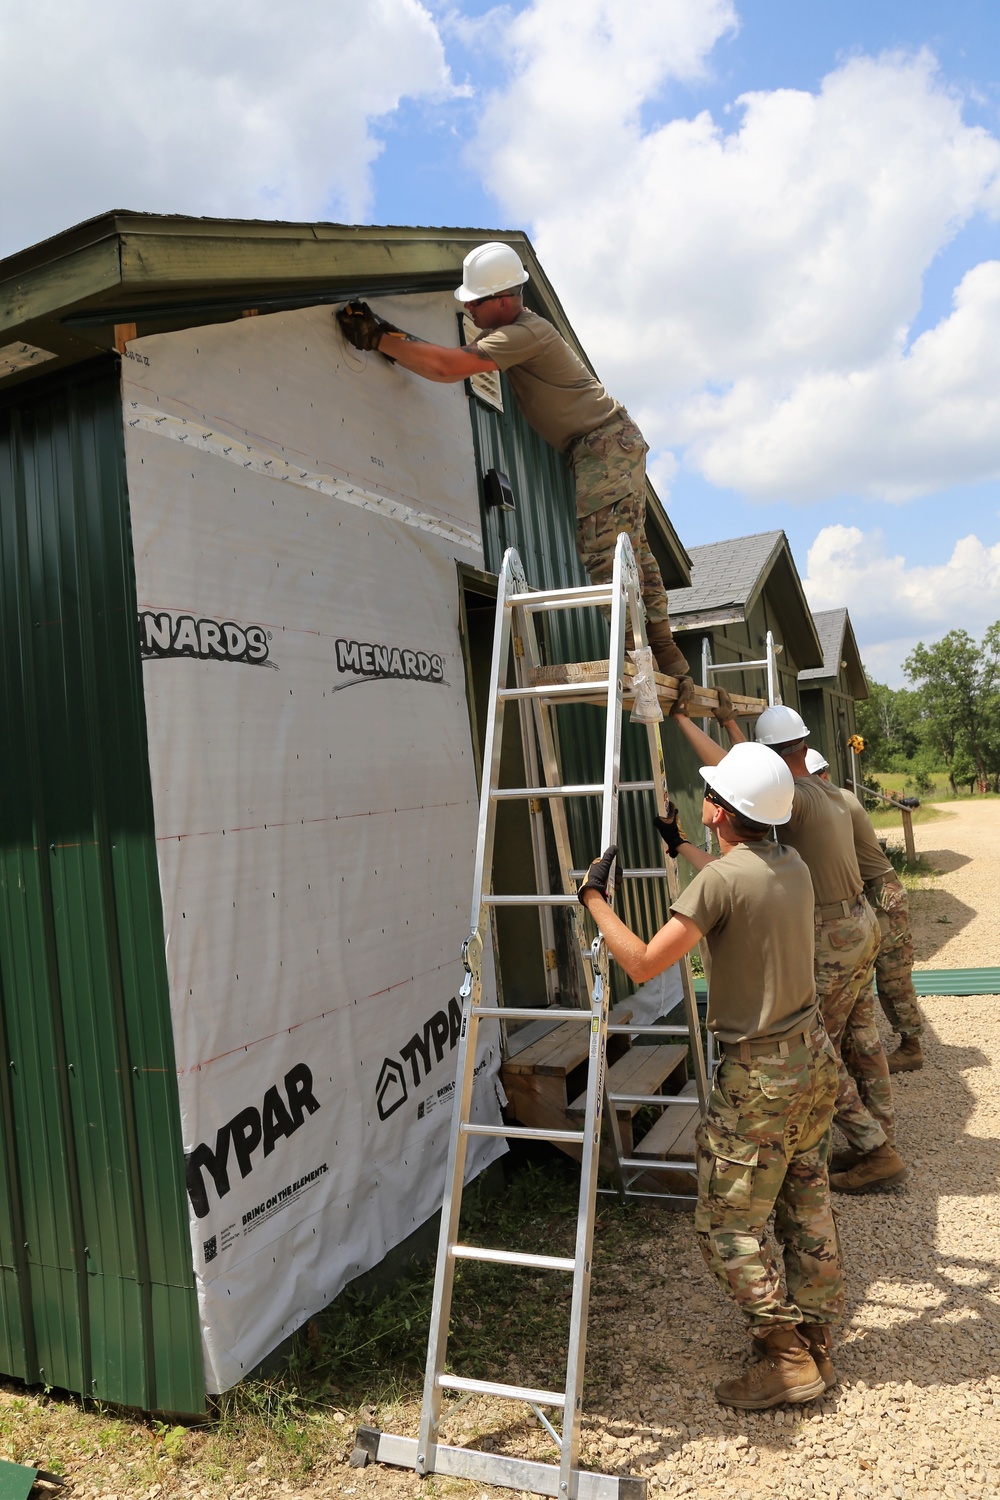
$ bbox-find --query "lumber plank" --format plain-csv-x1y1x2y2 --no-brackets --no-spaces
502,1003,634,1076
526,660,765,718
633,1100,701,1159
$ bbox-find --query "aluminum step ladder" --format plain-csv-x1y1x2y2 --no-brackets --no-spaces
358,535,708,1500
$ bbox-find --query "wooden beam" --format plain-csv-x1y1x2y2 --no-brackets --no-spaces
113,321,136,354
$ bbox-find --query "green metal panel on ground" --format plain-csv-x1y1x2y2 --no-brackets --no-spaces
0,361,203,1413
467,380,673,1000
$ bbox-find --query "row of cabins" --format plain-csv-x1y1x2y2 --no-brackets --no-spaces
0,213,865,1413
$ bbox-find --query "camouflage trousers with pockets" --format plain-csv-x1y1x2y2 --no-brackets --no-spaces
815,899,894,1154
570,408,671,625
867,874,923,1038
694,1027,843,1331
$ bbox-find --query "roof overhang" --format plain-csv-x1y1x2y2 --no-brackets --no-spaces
0,211,690,587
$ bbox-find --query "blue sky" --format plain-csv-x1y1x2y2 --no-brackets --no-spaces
3,0,999,684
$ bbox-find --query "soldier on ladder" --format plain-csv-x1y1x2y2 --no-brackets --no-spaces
580,742,844,1409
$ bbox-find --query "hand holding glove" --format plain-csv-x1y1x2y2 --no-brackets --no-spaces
713,686,737,725
336,300,405,357
578,846,623,906
652,802,691,859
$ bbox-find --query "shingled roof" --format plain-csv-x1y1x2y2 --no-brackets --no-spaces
667,530,824,669
799,607,867,698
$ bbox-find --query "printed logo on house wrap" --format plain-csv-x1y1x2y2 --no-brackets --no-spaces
376,997,463,1121
139,610,273,667
185,1063,321,1220
335,637,445,690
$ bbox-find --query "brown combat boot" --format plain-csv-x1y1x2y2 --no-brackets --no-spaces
887,1035,923,1073
830,1144,864,1173
799,1323,837,1389
646,620,689,679
829,1142,908,1194
715,1326,826,1410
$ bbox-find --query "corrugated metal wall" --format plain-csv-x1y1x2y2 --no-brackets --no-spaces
0,362,203,1413
467,381,672,991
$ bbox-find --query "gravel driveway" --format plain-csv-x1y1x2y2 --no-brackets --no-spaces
333,801,1000,1500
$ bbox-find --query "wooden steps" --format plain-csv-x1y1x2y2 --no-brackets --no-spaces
526,660,766,719
501,1011,698,1193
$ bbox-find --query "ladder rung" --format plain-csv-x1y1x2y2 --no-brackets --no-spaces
607,1024,690,1035
498,682,612,701
619,780,656,792
472,1006,592,1021
617,1157,697,1173
607,1092,686,1105
438,1374,566,1409
492,784,602,799
570,866,668,879
461,1123,586,1145
514,583,613,608
451,1244,576,1272
482,894,578,907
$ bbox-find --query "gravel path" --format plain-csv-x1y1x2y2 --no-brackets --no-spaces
906,800,1000,969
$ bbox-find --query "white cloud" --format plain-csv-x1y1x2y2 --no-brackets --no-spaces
803,524,1000,680
475,21,1000,501
0,0,454,256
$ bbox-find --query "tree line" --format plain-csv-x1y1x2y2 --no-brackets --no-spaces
857,624,1000,795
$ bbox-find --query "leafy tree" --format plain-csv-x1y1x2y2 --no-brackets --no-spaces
904,625,1000,792
855,675,922,770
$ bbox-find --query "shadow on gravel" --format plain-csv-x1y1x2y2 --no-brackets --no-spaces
920,848,974,874
907,887,977,961
835,1030,1000,1394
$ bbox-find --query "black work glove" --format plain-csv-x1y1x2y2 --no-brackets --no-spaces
577,846,623,906
713,686,737,724
336,300,405,355
653,802,691,859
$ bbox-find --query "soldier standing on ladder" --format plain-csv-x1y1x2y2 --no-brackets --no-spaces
580,742,843,1409
671,704,908,1194
335,242,691,693
806,749,925,1073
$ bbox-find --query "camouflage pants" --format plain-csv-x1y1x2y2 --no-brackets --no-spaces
815,900,894,1154
694,1029,843,1331
867,874,923,1038
571,409,670,625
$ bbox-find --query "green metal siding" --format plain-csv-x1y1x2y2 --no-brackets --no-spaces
0,363,203,1413
466,381,672,997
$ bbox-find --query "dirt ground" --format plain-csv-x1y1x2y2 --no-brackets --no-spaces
7,802,1000,1500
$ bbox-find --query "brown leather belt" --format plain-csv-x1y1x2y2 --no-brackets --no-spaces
815,895,864,922
719,1024,815,1063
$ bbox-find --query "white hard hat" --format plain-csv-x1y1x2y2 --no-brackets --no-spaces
455,242,529,302
754,704,809,748
805,748,829,775
700,742,795,826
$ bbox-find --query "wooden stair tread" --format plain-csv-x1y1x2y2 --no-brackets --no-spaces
502,1004,634,1077
566,1043,688,1115
633,1100,701,1159
526,661,765,719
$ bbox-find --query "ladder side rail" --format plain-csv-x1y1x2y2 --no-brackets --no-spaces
466,549,528,934
416,948,487,1474
559,948,612,1498
417,547,525,1474
766,629,778,706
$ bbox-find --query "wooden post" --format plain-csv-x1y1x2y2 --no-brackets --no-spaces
113,322,137,354
902,806,917,868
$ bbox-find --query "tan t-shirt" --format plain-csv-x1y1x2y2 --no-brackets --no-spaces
473,309,617,451
670,841,817,1043
783,775,863,907
840,787,893,884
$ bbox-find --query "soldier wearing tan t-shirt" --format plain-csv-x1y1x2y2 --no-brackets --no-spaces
335,241,690,684
806,750,924,1072
669,706,907,1195
580,742,842,1411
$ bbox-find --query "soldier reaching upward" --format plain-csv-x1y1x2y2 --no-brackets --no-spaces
336,242,690,689
580,743,842,1409
671,705,907,1194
